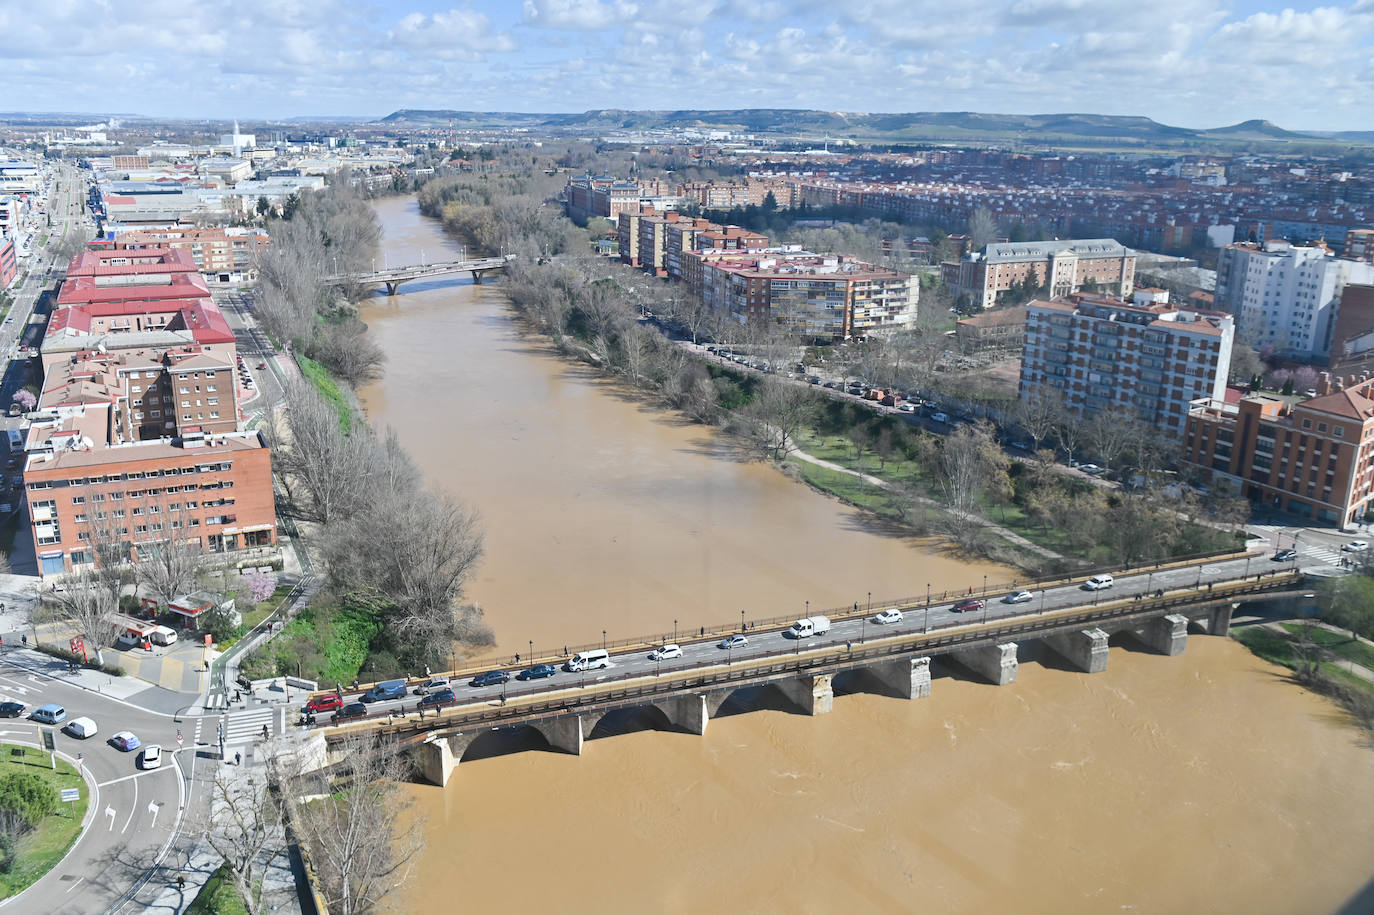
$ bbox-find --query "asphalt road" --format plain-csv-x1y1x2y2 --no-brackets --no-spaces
313,551,1298,725
0,658,201,915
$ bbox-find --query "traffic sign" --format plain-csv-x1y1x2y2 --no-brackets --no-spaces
176,733,184,747
60,788,79,803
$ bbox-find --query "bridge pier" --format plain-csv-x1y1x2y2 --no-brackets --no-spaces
417,736,457,787
384,282,399,296
868,657,932,699
470,270,483,284
539,714,586,755
1042,628,1110,673
1210,603,1236,637
654,694,710,735
954,642,1019,685
776,674,834,715
1140,613,1189,656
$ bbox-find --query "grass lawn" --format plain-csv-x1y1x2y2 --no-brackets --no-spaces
1237,625,1374,699
1279,623,1374,670
0,744,89,900
789,457,897,516
297,355,353,434
185,864,249,915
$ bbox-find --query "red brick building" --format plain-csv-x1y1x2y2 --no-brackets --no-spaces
1182,375,1374,526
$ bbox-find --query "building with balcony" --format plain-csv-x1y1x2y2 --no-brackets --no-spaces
1213,240,1374,360
1182,374,1374,527
1019,292,1234,440
94,227,269,277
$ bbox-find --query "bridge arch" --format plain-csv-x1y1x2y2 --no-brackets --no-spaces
457,725,555,764
586,704,674,741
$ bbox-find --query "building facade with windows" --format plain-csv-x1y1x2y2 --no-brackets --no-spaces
1213,240,1374,360
1019,292,1234,440
1181,376,1374,527
23,421,275,576
944,239,1136,310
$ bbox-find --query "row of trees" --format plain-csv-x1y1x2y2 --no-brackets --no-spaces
271,381,491,675
254,178,387,387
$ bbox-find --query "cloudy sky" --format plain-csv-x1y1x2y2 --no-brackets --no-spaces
3,0,1373,130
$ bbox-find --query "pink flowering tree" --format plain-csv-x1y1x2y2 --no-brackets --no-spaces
246,571,277,604
11,390,35,412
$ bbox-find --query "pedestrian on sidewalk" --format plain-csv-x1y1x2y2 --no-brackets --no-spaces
260,724,268,740
234,752,241,766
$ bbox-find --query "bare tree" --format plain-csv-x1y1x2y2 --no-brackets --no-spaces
275,381,374,525
968,206,1000,251
309,318,386,388
204,767,282,915
43,570,122,666
934,420,1011,550
135,497,204,607
287,737,423,915
1055,410,1088,467
1016,388,1063,452
1087,414,1137,473
738,377,818,462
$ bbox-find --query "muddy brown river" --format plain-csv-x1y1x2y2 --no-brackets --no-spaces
360,197,1374,913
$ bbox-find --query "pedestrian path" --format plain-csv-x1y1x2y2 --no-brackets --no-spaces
223,707,277,745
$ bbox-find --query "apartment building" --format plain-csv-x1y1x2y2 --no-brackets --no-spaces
1214,240,1374,360
0,238,15,288
57,269,212,309
1019,292,1234,440
691,252,917,339
944,239,1136,310
1182,375,1374,527
1344,228,1374,264
95,227,269,276
24,420,275,576
565,175,650,222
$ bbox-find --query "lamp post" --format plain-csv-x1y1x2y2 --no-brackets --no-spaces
982,574,988,603
1147,570,1154,597
925,583,931,632
1196,565,1203,590
602,630,606,651
861,615,866,644
867,591,872,613
740,609,745,633
1040,588,1047,614
674,619,678,643
528,640,533,666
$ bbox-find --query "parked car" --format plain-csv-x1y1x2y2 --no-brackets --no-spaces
109,730,141,752
0,701,24,718
1273,548,1298,562
1008,441,1031,451
418,688,456,707
1079,463,1103,475
32,704,66,724
1083,574,1115,590
332,702,368,722
1343,540,1369,552
717,634,748,649
807,376,822,385
515,663,558,681
1003,590,1034,604
897,403,915,413
648,644,682,661
952,598,984,613
415,677,451,696
139,745,162,770
873,608,903,625
304,694,343,714
931,412,950,424
469,670,510,688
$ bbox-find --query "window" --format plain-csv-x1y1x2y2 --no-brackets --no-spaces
179,386,190,394
73,513,87,523
71,496,85,505
131,385,142,393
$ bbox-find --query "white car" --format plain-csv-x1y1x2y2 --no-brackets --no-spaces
873,608,903,625
1079,463,1103,475
139,745,162,770
931,412,950,424
1342,540,1369,553
1082,574,1114,591
1003,590,1034,604
63,716,98,739
649,644,682,661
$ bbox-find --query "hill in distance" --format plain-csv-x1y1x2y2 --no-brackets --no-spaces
376,108,1372,148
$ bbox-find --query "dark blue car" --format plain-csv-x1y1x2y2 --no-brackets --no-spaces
331,702,368,722
469,670,510,688
418,688,456,707
516,663,558,681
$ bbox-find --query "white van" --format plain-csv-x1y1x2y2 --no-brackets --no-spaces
64,716,98,739
149,626,177,646
564,649,610,672
787,616,832,639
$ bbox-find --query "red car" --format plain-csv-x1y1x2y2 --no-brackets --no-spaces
952,598,985,613
304,694,344,714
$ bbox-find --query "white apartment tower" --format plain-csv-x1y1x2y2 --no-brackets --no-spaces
1214,241,1374,360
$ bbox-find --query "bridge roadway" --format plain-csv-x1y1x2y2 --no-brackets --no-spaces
304,553,1307,783
324,255,513,293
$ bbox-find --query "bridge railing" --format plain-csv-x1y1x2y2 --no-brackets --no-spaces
393,545,1258,687
321,571,1299,740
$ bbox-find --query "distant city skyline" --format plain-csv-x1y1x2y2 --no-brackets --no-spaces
3,0,1374,131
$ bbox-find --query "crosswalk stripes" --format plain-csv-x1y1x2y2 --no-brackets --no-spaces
1303,544,1345,567
193,719,203,745
223,707,275,745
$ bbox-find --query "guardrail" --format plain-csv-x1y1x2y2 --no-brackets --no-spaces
322,571,1300,742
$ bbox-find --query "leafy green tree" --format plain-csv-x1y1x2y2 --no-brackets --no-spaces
1320,575,1374,640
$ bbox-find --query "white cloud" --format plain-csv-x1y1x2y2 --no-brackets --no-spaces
388,8,518,58
522,0,639,30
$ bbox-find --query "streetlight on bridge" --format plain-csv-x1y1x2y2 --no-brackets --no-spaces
602,630,606,651
925,583,931,633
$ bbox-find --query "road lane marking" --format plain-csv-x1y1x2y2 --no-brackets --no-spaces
121,777,139,833
147,800,162,828
96,767,173,788
64,876,84,894
105,806,115,830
